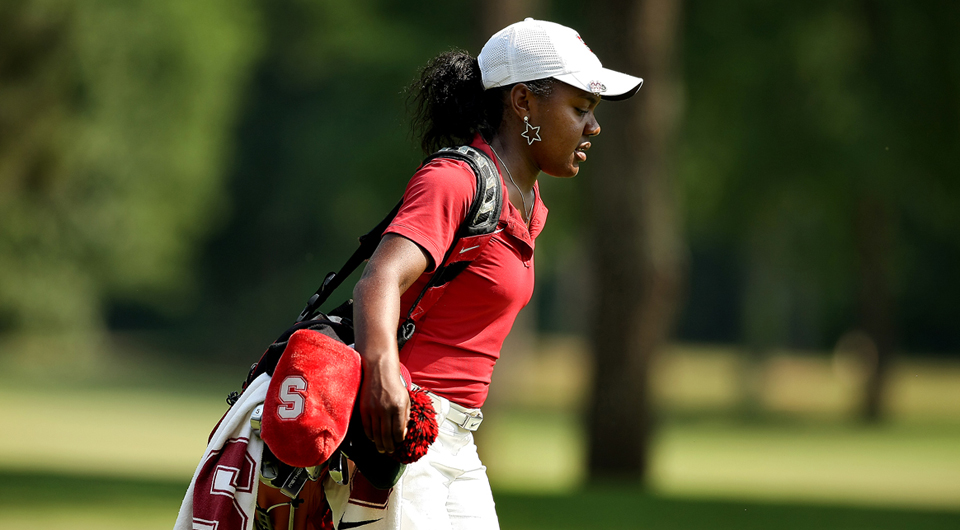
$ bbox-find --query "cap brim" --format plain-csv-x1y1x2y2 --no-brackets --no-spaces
554,68,643,101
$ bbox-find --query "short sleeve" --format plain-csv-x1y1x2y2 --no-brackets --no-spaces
384,159,477,271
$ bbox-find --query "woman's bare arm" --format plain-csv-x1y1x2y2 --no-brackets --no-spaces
353,233,430,453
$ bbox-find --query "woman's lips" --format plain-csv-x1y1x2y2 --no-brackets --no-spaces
575,142,591,162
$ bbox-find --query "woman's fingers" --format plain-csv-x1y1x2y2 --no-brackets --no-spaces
359,374,410,453
398,400,410,443
380,390,410,453
379,413,396,454
390,397,410,449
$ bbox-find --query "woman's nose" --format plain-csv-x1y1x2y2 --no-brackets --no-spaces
586,118,601,137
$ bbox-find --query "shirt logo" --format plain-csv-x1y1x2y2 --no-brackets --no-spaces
460,245,481,254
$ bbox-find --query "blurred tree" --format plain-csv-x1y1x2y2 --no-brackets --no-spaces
184,0,481,353
679,0,960,419
480,0,545,36
0,0,260,336
584,0,686,480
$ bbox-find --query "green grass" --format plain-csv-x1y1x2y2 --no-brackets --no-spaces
478,411,960,509
0,469,957,530
649,420,960,508
0,470,186,530
2,338,959,528
496,487,960,530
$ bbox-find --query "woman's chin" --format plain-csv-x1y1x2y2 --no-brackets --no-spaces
543,163,580,178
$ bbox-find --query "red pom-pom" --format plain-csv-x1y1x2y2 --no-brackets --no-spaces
390,389,438,464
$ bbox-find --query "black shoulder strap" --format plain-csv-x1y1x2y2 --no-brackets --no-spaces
423,146,503,239
295,145,503,324
295,200,401,322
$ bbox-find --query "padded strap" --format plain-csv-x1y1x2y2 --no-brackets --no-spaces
295,200,402,323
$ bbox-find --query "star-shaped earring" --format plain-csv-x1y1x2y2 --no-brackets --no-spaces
521,116,541,145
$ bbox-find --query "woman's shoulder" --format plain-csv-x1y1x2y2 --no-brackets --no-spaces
412,156,477,185
404,153,479,203
389,152,483,269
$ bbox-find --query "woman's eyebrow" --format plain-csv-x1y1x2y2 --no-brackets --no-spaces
580,94,601,106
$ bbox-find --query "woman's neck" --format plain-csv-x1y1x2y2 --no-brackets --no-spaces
489,135,537,223
488,135,538,193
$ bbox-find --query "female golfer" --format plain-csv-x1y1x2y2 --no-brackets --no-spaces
337,18,642,530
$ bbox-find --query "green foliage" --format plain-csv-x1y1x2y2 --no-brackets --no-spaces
182,0,488,349
4,0,957,354
678,0,960,350
0,0,261,332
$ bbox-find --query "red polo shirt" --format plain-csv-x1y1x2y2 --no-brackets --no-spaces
383,136,547,408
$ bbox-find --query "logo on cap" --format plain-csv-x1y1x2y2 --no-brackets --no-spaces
589,81,607,93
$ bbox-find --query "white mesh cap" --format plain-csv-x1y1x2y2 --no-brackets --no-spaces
478,18,643,101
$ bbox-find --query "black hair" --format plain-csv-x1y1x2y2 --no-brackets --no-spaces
408,50,555,153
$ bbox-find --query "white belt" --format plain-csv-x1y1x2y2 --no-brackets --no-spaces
418,387,483,432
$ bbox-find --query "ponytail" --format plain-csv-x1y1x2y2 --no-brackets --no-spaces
408,50,557,153
409,50,500,153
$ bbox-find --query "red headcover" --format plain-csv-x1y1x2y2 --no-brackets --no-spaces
261,329,362,468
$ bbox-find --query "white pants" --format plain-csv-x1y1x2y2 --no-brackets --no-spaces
324,397,499,530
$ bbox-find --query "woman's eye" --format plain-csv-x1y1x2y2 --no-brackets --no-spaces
576,108,589,116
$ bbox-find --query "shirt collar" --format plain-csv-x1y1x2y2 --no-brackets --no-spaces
470,134,549,245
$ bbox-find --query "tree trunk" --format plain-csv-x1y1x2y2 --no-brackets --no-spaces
585,0,686,480
855,0,898,423
855,195,895,422
479,0,544,40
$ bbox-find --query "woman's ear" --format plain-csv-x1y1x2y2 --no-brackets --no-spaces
508,83,534,119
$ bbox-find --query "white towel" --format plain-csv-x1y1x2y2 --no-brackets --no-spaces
174,373,270,530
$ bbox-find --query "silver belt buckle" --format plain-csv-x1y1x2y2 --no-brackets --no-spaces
457,410,483,431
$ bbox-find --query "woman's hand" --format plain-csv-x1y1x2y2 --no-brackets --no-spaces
353,234,430,453
358,355,410,454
